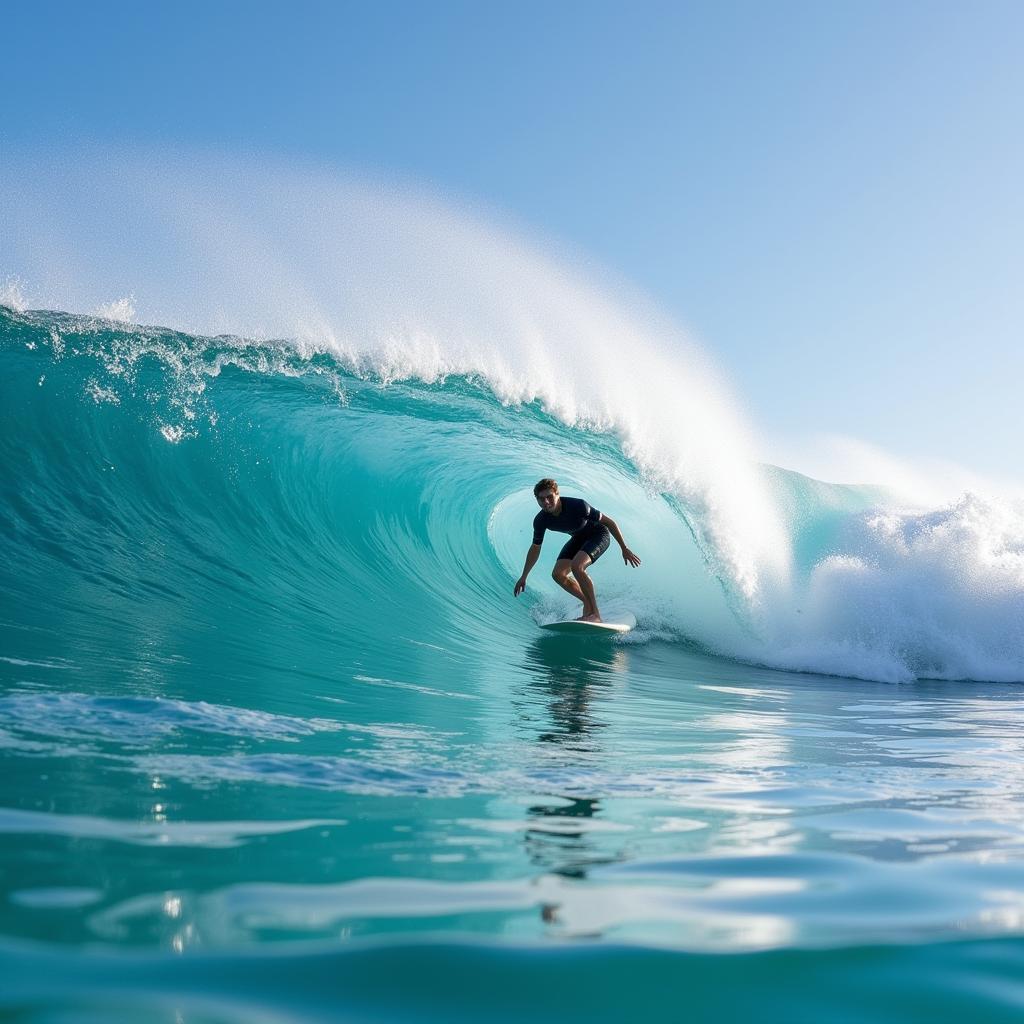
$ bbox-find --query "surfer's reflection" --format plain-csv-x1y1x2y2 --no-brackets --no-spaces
523,634,625,747
518,636,629,894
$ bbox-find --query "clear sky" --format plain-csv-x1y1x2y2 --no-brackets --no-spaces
2,1,1022,481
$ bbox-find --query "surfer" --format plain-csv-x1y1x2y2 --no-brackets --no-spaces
513,478,641,623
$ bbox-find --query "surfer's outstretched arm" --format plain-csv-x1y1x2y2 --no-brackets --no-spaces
600,516,641,567
514,544,542,596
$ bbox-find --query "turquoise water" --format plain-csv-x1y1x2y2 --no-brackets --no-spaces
4,306,1024,1021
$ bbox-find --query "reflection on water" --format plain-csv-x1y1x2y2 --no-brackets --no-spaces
524,634,626,746
525,797,608,882
518,637,630,895
9,626,1024,954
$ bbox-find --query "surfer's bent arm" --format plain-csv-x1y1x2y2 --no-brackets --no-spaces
600,515,642,568
514,544,542,596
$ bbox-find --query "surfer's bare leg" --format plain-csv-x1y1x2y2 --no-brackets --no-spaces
570,552,601,622
552,559,588,614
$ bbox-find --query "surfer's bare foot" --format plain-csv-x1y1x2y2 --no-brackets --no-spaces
581,612,602,623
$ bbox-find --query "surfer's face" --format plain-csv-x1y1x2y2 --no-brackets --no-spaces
536,488,559,513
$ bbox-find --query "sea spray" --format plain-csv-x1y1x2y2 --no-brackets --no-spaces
0,149,789,613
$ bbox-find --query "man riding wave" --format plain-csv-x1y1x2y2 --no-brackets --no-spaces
513,478,641,623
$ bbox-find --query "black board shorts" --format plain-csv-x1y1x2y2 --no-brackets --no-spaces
557,523,612,564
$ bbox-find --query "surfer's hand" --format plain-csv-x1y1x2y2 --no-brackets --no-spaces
514,576,527,596
622,548,641,568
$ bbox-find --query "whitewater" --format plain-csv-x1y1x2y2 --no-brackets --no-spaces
3,153,1024,1022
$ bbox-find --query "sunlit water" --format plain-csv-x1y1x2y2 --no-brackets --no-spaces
3,307,1024,1021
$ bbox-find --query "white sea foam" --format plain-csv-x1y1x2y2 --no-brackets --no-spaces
93,295,136,323
0,277,27,312
755,493,1024,682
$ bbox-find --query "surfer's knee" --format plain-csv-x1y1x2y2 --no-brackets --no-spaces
570,555,591,577
552,564,571,583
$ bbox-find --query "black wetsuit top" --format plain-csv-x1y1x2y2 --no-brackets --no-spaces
532,497,602,545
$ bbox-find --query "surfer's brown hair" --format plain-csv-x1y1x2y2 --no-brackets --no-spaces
533,478,558,496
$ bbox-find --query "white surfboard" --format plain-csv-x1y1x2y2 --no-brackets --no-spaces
539,613,636,635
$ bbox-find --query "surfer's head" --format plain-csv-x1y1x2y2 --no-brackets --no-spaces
533,478,560,513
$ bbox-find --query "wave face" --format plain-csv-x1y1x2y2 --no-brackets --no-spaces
0,306,735,673
5,311,1024,1022
2,305,1022,684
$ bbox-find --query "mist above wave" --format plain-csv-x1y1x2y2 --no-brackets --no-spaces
0,148,790,607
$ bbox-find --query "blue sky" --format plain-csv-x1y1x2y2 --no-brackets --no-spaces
2,1,1022,480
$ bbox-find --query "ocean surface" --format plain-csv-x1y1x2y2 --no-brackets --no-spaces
3,303,1024,1022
